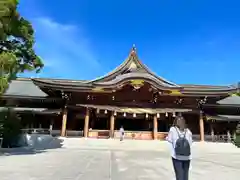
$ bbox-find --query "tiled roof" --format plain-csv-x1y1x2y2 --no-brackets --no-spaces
4,78,47,97
180,84,233,89
217,94,240,105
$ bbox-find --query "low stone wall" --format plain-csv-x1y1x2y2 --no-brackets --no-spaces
18,134,56,148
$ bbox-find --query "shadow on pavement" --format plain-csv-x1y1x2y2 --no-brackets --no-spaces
0,137,64,156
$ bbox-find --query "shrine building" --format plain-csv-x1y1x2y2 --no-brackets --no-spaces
2,46,240,141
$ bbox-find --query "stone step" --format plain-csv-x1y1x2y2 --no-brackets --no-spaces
60,138,240,153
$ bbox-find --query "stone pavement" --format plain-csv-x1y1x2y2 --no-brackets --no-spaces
0,138,239,180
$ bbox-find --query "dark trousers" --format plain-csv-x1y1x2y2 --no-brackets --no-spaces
120,132,124,141
172,158,190,180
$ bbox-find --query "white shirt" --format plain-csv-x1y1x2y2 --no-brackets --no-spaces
166,126,193,160
120,128,124,133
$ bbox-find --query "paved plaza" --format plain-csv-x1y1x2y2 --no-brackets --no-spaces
0,138,240,180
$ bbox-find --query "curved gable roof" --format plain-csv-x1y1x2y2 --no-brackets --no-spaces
89,45,180,87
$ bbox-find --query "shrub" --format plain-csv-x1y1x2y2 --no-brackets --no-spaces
234,122,240,148
0,108,22,148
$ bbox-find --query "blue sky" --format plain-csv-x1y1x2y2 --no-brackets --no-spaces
18,0,240,85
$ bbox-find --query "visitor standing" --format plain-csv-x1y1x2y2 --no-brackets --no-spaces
120,126,124,141
166,116,193,180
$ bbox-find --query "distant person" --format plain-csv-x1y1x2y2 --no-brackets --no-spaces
166,116,193,180
119,126,124,141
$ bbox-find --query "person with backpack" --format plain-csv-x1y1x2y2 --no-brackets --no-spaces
166,116,193,180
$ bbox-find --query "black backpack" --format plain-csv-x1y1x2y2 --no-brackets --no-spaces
174,127,191,156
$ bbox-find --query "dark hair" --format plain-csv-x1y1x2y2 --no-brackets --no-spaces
173,116,186,131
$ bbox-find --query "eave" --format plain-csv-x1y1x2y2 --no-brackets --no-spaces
181,89,237,96
76,104,192,114
0,107,61,114
1,94,62,101
92,72,181,90
203,103,240,108
206,115,240,122
32,77,237,96
181,84,237,92
32,79,93,91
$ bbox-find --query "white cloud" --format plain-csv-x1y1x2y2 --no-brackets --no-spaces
25,17,102,79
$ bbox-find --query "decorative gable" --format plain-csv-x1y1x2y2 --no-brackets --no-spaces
129,61,137,70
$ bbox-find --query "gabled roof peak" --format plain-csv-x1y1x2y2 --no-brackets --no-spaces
89,46,180,87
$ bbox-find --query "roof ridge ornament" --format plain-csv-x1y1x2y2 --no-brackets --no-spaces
130,44,137,55
132,44,136,49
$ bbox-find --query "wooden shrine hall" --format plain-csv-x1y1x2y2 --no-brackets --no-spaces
2,46,240,141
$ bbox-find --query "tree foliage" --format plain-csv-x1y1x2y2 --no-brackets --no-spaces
0,108,22,148
0,0,44,95
0,0,44,147
233,93,240,147
234,122,240,148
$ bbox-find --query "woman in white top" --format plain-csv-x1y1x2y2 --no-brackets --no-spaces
166,116,193,180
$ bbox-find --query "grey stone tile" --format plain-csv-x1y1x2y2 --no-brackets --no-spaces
0,140,239,180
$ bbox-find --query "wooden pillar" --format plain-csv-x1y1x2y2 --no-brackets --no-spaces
84,108,90,138
110,112,115,138
153,115,158,140
61,107,68,137
199,111,205,142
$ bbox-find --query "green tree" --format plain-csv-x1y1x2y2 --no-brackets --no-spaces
0,0,43,147
233,92,240,147
0,0,43,95
1,108,22,148
234,122,240,148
